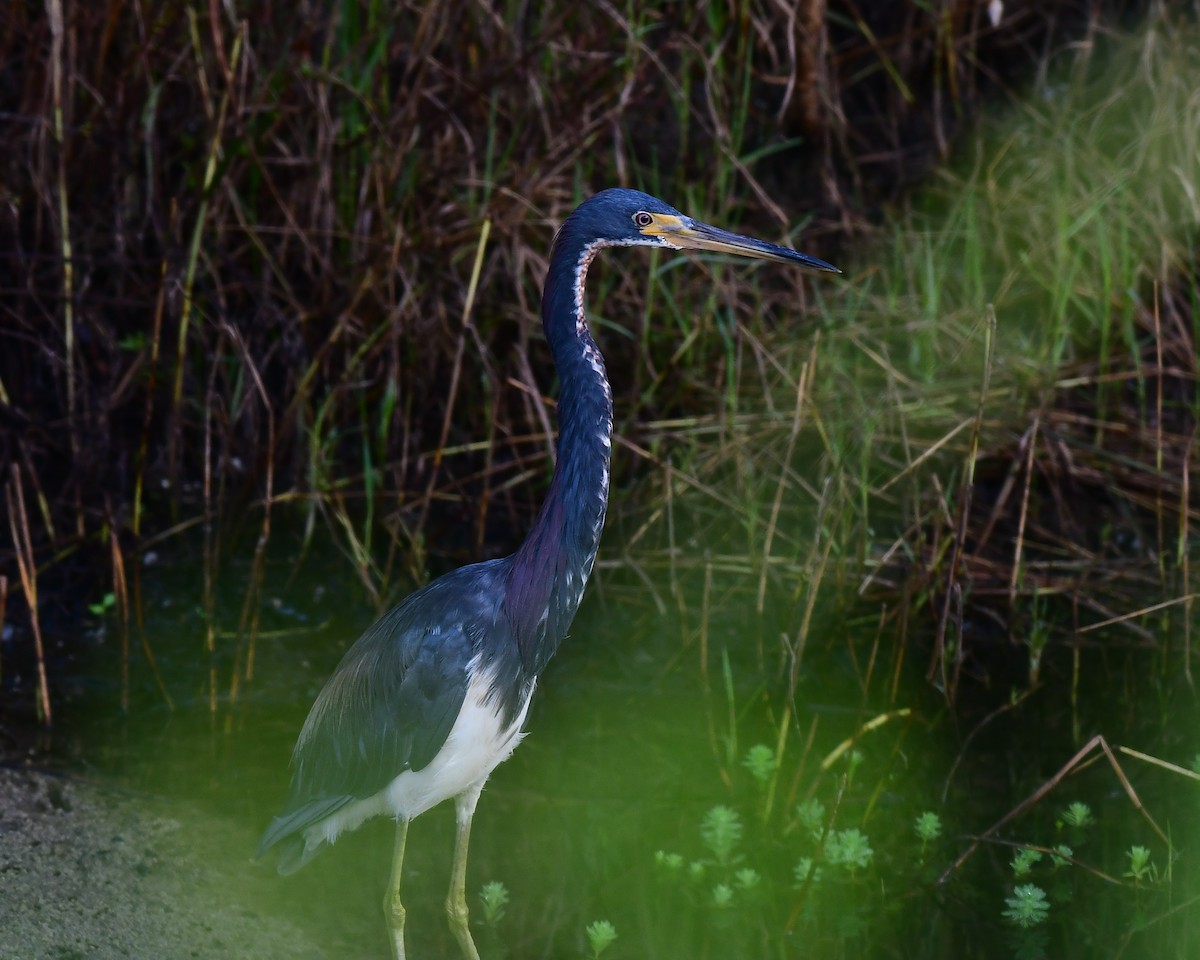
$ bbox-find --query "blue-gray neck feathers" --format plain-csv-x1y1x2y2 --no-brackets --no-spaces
504,207,615,675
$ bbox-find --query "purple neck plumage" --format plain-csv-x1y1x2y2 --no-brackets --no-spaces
504,224,615,674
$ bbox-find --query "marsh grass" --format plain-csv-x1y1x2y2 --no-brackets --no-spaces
606,10,1199,692
580,17,1199,957
1,4,1198,957
1,1,1140,676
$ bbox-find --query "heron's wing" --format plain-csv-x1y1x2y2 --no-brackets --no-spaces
291,591,477,802
256,795,354,869
261,561,508,854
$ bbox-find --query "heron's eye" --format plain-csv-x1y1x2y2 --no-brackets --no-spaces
633,211,654,228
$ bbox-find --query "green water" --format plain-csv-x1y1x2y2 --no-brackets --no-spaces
59,514,1199,960
63,524,775,957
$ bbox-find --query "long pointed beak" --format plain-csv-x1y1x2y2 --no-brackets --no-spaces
650,216,841,273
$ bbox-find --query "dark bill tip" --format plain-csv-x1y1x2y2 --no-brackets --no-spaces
669,219,841,273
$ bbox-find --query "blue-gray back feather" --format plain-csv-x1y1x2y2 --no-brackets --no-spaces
258,558,520,863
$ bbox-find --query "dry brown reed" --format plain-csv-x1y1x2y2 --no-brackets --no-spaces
0,1,1163,721
838,274,1199,732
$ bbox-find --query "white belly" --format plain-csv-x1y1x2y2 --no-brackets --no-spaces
307,669,533,849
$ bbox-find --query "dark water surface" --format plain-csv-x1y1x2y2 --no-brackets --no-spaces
45,517,1200,960
56,524,801,959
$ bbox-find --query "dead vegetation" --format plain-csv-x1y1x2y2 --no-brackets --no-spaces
865,280,1198,708
0,0,1189,726
0,7,1197,956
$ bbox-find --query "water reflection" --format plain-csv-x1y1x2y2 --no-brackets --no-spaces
66,524,752,957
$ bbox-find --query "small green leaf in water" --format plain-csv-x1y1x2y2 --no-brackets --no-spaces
585,919,617,958
1003,884,1050,928
478,880,508,925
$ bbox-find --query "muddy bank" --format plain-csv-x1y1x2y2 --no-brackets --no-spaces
0,766,320,960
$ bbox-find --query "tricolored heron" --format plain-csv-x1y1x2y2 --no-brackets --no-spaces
258,188,839,959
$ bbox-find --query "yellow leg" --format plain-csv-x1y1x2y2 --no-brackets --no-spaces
446,783,484,960
385,819,409,960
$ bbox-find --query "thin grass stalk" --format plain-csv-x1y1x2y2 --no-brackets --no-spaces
134,254,169,537
1075,593,1200,635
939,688,1034,807
938,734,1172,886
888,593,908,706
170,27,243,487
18,442,56,544
1181,433,1194,687
666,461,677,601
514,347,555,482
206,0,231,80
757,338,814,614
474,387,499,553
782,713,818,831
1153,284,1165,589
819,709,911,773
844,1,914,104
861,601,884,699
929,307,996,702
130,554,176,711
227,323,275,701
301,300,392,563
761,704,790,823
786,478,837,706
45,0,75,457
787,772,845,933
6,467,52,726
288,276,400,475
417,218,492,536
720,648,737,776
107,510,131,713
700,559,722,765
1007,417,1039,606
359,394,376,565
202,337,224,717
325,489,381,605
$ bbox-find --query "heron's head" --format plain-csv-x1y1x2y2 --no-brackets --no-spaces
565,188,840,273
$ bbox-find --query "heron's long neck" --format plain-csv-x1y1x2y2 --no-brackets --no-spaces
506,233,614,674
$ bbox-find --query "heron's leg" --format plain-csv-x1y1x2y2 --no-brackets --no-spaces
385,818,409,960
446,781,485,960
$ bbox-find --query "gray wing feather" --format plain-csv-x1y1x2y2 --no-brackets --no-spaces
258,559,511,862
